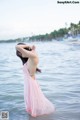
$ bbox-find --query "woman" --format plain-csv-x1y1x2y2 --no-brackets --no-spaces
16,43,55,117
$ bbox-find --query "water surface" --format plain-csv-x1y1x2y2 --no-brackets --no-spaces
0,41,80,120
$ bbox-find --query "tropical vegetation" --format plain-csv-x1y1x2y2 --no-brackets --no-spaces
29,21,80,41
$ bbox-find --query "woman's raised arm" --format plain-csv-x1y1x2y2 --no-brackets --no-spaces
15,44,37,58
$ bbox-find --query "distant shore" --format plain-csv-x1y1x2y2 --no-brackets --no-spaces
0,21,80,43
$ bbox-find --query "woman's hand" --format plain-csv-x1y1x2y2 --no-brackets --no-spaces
31,45,36,50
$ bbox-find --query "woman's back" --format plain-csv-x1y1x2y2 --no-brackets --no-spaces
27,53,39,80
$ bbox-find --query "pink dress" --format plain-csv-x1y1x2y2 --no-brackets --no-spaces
23,62,55,117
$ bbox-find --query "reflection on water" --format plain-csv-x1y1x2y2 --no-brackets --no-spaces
0,41,80,120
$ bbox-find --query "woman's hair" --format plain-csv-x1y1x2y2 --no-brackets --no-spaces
16,42,41,73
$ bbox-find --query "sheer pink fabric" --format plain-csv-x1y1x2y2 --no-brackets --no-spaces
23,62,55,117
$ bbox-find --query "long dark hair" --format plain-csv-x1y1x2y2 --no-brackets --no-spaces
16,43,41,73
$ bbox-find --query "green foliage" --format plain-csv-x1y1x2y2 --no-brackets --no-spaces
29,21,80,41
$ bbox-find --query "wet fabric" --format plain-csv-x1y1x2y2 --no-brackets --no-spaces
23,62,55,117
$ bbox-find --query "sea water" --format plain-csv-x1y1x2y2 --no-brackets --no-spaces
0,41,80,120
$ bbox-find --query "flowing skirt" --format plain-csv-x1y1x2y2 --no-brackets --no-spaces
23,63,55,117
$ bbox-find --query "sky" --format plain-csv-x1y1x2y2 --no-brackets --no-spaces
0,0,80,40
